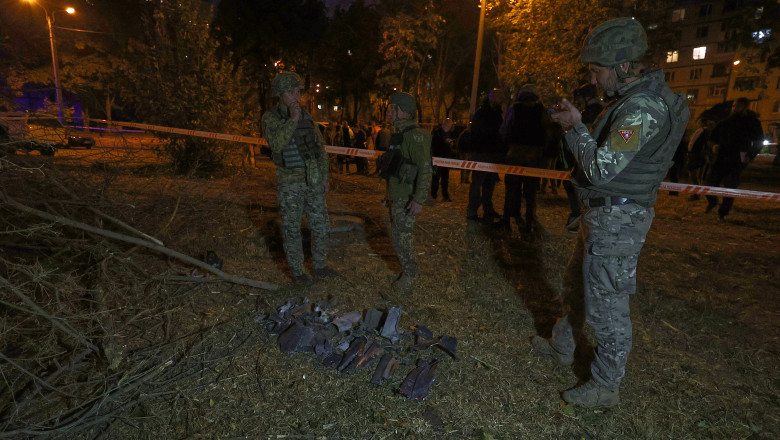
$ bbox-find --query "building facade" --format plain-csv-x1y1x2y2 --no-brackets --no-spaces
659,0,778,142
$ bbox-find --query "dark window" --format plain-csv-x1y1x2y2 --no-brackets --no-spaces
696,26,709,38
665,71,676,82
711,63,728,77
723,1,738,13
699,4,712,17
734,76,759,91
690,68,702,80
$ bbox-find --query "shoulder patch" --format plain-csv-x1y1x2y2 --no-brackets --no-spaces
413,133,424,143
610,125,641,152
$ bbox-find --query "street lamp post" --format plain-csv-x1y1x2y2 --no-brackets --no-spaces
723,59,740,103
468,0,487,119
26,1,74,123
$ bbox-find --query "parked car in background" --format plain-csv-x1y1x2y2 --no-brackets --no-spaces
0,113,95,156
25,115,95,149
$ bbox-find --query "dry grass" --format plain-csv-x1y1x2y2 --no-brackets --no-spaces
1,140,778,439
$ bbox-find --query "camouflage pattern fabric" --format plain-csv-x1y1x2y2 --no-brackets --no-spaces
388,199,418,277
262,105,329,186
385,119,432,204
271,72,303,97
580,18,647,67
550,204,654,389
566,70,683,206
277,180,330,276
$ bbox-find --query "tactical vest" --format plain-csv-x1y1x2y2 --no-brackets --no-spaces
585,71,690,206
272,111,321,169
376,125,418,183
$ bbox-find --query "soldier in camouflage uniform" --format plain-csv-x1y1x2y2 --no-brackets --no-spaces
381,92,433,296
533,18,690,407
262,72,339,286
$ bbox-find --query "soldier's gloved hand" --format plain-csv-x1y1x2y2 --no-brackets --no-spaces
322,179,330,195
406,200,423,216
550,99,582,131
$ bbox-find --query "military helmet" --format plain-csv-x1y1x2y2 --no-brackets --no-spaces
580,18,647,66
271,72,303,97
389,92,417,116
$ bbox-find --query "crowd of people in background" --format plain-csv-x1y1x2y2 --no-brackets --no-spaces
310,86,765,230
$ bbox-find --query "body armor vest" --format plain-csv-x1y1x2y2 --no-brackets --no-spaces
584,71,689,206
272,110,321,169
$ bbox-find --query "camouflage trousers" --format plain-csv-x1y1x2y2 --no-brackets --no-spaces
277,180,329,276
388,199,418,277
550,203,654,390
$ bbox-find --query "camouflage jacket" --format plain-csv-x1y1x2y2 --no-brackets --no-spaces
262,104,329,185
565,69,688,206
386,119,432,204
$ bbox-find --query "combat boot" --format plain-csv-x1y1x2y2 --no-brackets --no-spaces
531,336,573,367
293,273,314,287
391,273,415,296
561,380,619,408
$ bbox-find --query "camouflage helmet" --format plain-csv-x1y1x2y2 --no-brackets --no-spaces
580,18,647,66
389,92,416,117
271,72,303,98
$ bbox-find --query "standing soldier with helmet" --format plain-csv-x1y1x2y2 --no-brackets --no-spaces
535,18,690,407
376,92,432,297
262,72,339,286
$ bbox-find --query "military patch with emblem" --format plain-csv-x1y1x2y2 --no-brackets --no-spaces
609,125,641,151
413,133,424,143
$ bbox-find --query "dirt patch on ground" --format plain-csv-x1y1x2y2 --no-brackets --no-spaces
1,144,778,439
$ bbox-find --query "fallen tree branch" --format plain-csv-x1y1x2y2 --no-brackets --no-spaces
48,176,165,246
0,192,279,291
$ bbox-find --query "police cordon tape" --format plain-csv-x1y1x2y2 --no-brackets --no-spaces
96,119,780,203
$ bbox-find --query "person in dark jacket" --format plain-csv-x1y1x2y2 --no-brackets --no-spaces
430,118,457,202
466,88,505,221
499,86,548,233
705,97,763,219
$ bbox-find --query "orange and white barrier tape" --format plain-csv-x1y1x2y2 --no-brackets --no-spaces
92,119,268,145
660,182,780,201
97,120,779,202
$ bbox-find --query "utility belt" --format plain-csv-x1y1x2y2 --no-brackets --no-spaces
583,196,638,209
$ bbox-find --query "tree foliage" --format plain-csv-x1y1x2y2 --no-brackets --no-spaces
487,0,613,101
213,0,328,118
120,0,253,174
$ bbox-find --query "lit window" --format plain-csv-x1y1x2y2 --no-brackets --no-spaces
333,106,339,111
693,46,707,60
317,104,323,110
672,8,685,22
687,89,699,101
667,50,679,62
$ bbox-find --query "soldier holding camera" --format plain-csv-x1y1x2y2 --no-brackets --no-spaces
534,18,689,408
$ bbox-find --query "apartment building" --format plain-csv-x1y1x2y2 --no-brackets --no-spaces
659,0,778,142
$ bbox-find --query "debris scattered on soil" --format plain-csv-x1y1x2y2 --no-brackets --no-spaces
255,297,459,401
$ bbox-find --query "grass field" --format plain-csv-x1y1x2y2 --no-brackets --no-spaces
1,144,777,439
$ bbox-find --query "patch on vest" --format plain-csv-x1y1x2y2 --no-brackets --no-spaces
610,125,641,151
413,133,424,143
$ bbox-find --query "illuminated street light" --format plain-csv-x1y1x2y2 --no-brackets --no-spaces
24,0,75,123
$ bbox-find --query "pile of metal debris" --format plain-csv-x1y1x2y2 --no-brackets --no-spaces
254,298,458,401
